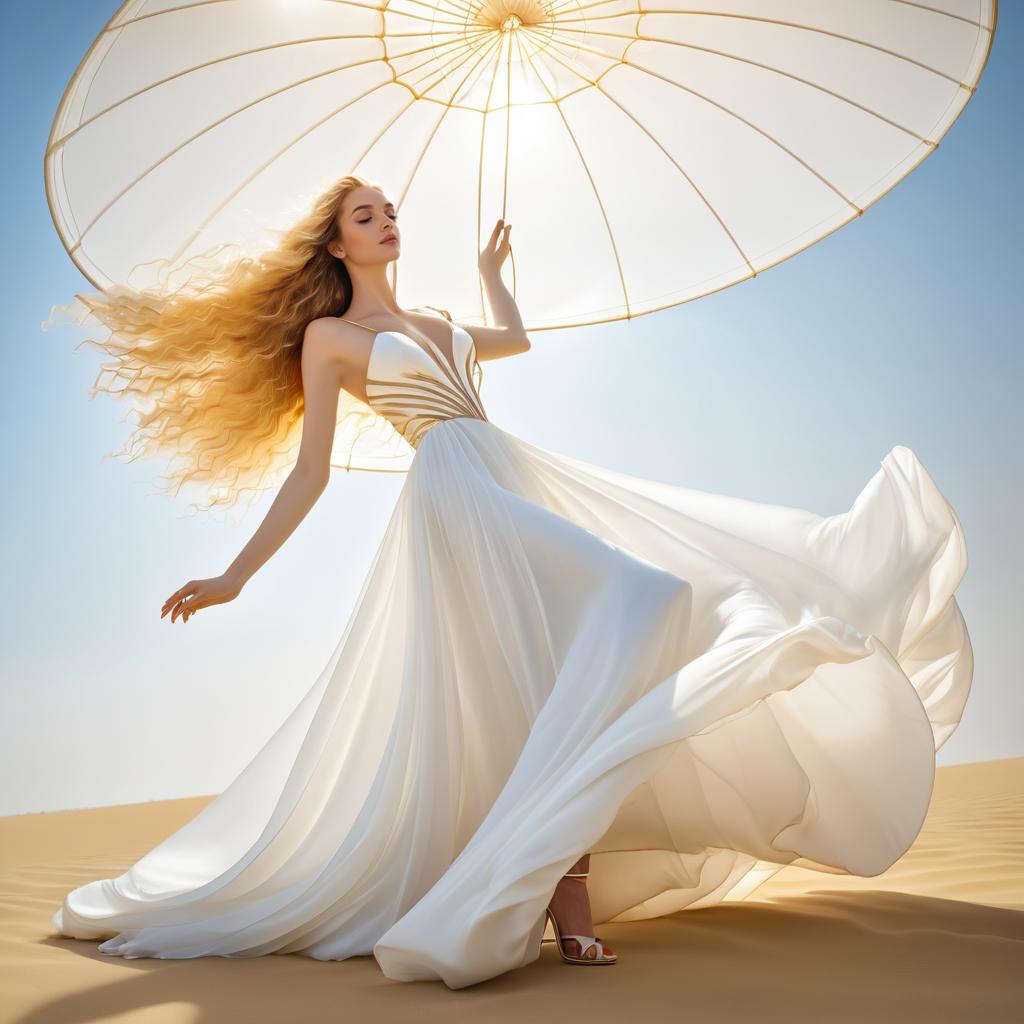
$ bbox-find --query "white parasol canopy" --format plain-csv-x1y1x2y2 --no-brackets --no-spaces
46,0,996,332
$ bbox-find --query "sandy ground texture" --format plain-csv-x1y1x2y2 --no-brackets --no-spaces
1,757,1021,1024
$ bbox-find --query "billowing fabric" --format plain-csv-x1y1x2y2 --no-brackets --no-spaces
53,322,972,989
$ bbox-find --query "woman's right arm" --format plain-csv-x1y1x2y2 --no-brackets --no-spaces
162,321,344,624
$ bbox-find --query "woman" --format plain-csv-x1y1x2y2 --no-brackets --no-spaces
48,174,972,989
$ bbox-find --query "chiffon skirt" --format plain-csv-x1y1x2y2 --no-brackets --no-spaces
52,417,972,989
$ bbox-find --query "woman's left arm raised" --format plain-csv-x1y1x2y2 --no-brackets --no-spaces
456,219,531,362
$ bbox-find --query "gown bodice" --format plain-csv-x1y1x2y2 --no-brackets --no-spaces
355,320,489,450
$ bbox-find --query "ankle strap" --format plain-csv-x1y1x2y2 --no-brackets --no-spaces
563,871,589,877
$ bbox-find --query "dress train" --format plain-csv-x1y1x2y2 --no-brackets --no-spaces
51,324,971,990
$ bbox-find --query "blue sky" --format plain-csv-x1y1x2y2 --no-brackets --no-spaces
2,3,1020,815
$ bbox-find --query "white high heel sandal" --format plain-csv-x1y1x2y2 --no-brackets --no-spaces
542,871,618,965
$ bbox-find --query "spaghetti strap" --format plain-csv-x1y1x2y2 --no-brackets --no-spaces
335,316,375,334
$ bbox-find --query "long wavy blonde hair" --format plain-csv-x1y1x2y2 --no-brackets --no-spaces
45,174,447,516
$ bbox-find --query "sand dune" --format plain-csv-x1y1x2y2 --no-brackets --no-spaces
1,757,1021,1023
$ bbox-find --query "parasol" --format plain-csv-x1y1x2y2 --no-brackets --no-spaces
44,0,997,472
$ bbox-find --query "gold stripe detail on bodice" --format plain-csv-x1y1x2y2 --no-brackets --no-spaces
336,313,488,449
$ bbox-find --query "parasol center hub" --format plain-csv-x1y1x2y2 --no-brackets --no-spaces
474,0,548,33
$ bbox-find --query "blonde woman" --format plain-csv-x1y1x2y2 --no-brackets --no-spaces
48,175,972,989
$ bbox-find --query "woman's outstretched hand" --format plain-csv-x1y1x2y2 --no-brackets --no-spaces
478,218,511,278
161,573,243,624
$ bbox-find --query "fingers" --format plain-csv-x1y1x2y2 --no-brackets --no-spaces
174,595,203,624
162,581,207,623
489,219,510,238
162,581,196,619
483,219,511,254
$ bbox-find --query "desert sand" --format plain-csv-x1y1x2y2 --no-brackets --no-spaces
1,757,1021,1023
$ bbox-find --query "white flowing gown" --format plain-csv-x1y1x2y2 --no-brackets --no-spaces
52,319,972,989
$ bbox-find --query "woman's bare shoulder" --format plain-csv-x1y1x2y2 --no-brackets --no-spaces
303,316,372,366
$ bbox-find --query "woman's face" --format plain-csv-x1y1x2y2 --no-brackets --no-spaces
331,188,400,265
